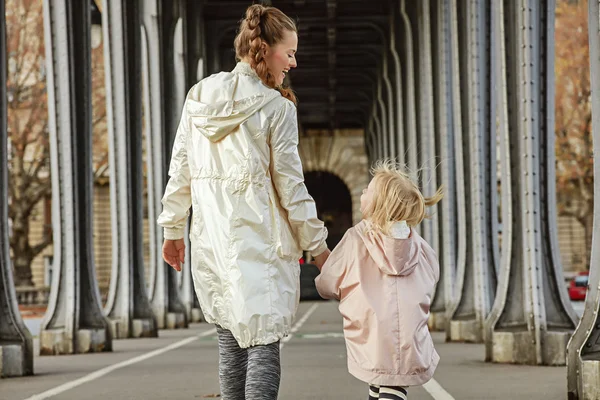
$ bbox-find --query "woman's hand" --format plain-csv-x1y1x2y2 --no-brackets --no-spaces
162,239,185,271
313,248,331,271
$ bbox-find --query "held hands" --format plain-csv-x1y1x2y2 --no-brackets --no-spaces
162,239,185,272
313,248,331,271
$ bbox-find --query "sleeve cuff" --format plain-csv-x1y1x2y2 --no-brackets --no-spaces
163,227,185,240
311,240,329,258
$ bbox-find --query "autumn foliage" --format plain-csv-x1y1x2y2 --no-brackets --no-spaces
6,0,107,285
554,0,593,269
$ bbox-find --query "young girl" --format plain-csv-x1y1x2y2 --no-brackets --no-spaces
315,160,443,400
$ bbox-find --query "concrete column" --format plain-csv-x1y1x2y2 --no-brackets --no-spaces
142,0,187,329
102,0,158,339
566,1,600,394
0,0,34,376
40,0,112,355
485,0,577,365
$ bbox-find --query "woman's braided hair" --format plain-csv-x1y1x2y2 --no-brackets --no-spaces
234,4,297,105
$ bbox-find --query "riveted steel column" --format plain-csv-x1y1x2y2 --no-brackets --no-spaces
40,0,112,354
566,1,600,396
390,9,405,164
172,15,198,324
446,0,498,343
103,0,158,339
376,75,388,158
183,2,205,322
373,101,383,161
142,0,187,329
382,51,396,160
399,0,418,173
428,0,456,331
0,0,34,376
415,0,440,266
486,0,577,365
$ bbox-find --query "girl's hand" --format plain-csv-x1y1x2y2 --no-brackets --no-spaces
162,239,185,271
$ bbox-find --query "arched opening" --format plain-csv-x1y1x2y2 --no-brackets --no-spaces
304,171,353,249
300,171,353,301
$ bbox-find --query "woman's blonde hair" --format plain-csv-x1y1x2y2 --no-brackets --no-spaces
234,4,298,105
363,159,444,234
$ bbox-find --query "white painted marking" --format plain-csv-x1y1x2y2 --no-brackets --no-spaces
23,328,217,400
280,302,319,349
423,378,456,400
297,332,344,339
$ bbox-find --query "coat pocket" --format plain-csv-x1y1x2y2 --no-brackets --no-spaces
268,190,301,260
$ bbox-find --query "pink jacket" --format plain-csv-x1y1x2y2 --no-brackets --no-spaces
314,220,440,387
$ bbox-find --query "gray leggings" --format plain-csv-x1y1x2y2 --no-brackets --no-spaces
216,326,281,400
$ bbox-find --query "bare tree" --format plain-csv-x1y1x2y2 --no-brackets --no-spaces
6,0,107,286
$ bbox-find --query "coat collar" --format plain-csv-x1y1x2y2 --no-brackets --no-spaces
232,61,259,79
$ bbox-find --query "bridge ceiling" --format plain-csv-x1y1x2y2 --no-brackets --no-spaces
203,0,392,131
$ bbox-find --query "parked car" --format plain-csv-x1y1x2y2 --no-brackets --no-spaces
568,272,589,301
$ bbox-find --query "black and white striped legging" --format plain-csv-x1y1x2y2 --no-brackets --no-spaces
369,385,408,400
216,325,281,400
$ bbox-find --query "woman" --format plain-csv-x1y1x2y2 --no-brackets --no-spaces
157,4,330,399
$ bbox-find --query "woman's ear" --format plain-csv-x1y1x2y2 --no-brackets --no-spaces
261,42,270,57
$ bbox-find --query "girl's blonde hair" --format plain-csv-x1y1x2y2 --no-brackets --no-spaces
363,159,444,234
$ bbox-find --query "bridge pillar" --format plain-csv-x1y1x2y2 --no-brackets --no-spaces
382,52,395,160
566,1,600,397
180,1,206,324
372,102,383,161
376,75,388,159
399,0,418,174
103,0,158,339
414,0,440,283
422,0,452,331
142,0,187,330
0,0,34,375
40,0,112,355
485,0,577,365
389,11,404,164
445,0,497,343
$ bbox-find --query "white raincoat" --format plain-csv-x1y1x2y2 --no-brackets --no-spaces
157,62,328,348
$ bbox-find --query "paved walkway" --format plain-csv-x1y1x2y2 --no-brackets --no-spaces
2,301,574,400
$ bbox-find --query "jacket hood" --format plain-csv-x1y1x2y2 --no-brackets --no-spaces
186,63,280,143
355,220,419,276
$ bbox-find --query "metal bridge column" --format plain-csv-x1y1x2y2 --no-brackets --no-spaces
142,0,187,329
0,0,34,376
428,0,456,331
566,0,600,396
399,0,418,174
446,0,497,343
103,0,158,339
40,0,112,355
485,0,577,365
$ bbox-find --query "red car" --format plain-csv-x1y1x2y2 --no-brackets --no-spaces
569,272,589,301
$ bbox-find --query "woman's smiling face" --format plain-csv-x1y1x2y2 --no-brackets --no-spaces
264,30,298,86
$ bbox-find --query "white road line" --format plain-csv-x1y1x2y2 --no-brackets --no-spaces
280,302,319,349
423,378,456,400
23,328,217,400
